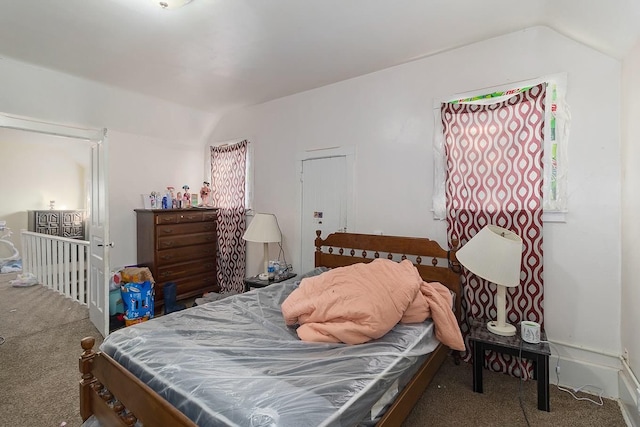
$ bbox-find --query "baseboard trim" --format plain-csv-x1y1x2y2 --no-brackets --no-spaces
619,357,640,427
544,340,638,425
547,340,621,399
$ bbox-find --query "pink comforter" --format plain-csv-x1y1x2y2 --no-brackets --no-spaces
281,259,465,350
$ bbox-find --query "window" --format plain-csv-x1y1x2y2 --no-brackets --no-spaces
207,139,253,293
206,139,253,211
433,73,569,222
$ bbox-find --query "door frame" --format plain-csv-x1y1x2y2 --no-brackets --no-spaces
296,146,355,272
0,113,109,336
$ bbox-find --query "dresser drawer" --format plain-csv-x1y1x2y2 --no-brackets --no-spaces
157,232,216,250
155,213,179,225
176,211,206,223
156,259,216,282
155,211,210,225
203,210,217,222
156,222,215,238
156,243,216,266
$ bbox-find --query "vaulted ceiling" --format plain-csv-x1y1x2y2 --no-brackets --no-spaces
1,0,639,114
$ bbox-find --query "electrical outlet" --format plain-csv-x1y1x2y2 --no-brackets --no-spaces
624,348,630,361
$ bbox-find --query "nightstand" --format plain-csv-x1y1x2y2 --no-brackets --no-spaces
244,272,297,292
469,318,551,411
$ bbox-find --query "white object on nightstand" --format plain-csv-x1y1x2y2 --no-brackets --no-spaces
521,321,541,344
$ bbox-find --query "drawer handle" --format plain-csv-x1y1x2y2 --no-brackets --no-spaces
162,241,174,248
162,228,173,233
206,236,214,241
160,255,173,260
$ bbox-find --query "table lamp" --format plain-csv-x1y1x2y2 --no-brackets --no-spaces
456,225,523,336
242,213,282,280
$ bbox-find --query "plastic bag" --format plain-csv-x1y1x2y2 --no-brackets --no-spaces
121,281,154,320
10,272,38,287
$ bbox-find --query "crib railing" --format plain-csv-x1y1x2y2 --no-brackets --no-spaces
21,230,90,305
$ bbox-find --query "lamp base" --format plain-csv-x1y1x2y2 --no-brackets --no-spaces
487,320,516,337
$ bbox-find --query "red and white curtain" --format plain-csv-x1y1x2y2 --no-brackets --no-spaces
210,140,248,294
442,84,546,377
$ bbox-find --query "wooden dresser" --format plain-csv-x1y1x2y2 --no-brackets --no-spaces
28,210,86,239
135,208,219,311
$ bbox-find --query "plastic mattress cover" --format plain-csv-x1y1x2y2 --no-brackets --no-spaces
99,269,440,427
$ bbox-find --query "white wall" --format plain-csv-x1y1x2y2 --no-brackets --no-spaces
108,130,205,269
0,56,218,270
621,39,640,422
210,26,623,393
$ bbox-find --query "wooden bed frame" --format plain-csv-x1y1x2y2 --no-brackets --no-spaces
79,231,461,427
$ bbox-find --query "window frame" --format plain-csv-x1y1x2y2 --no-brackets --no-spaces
205,139,254,213
432,73,569,223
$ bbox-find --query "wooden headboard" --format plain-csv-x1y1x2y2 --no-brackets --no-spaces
314,230,462,321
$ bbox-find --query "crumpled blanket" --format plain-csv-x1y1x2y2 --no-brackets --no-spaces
281,259,465,350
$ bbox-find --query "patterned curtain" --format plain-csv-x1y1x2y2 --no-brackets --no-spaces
210,140,248,294
442,84,546,378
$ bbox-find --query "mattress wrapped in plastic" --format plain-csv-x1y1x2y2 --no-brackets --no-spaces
100,269,440,427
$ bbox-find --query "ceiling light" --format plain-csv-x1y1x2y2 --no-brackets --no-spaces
157,0,192,9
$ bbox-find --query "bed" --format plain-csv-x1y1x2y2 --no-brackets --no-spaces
79,230,462,426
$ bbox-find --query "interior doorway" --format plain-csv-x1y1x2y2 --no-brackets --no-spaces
0,113,110,337
0,127,91,255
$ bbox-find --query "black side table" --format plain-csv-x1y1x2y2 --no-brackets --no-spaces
469,318,551,411
244,272,296,292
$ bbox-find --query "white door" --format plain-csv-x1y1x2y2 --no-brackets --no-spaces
89,133,110,337
300,155,350,273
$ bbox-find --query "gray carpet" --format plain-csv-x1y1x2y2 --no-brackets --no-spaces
0,272,627,427
403,357,627,426
0,273,102,427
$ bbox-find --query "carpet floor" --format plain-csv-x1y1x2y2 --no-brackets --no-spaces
0,273,102,426
0,272,628,426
